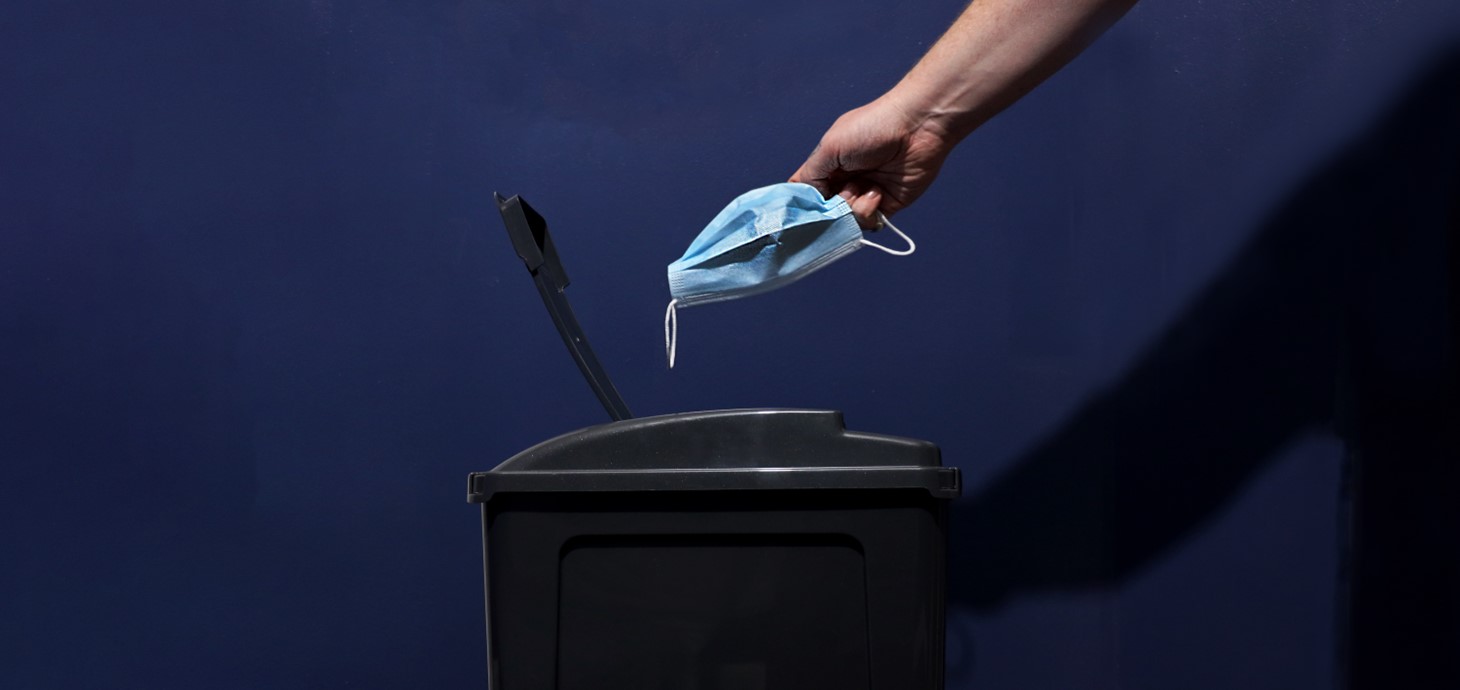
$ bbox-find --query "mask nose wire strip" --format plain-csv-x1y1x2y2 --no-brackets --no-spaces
664,298,679,369
859,212,916,256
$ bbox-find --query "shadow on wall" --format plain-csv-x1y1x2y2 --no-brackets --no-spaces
947,44,1459,687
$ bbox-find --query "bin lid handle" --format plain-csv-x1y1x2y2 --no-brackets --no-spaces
494,192,633,421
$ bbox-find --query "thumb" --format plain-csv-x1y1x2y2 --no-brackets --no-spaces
790,143,840,198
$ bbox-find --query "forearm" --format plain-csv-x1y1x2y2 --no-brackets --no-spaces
886,0,1138,143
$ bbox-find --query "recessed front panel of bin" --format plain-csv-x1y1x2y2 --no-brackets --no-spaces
468,409,961,690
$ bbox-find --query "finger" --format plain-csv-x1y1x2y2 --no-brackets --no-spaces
848,188,883,230
790,144,839,197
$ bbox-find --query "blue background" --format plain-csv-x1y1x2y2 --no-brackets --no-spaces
3,1,1457,688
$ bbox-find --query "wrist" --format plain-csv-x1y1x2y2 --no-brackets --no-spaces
879,79,977,148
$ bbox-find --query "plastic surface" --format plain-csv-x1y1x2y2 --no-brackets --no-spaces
494,192,633,421
468,408,959,501
485,491,949,690
472,407,960,690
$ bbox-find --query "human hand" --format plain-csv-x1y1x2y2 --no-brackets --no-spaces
790,95,956,229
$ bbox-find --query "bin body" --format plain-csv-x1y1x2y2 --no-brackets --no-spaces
469,409,961,690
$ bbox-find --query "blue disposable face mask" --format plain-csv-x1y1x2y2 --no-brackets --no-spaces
664,182,915,367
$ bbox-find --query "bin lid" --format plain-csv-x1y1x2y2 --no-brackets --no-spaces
468,409,960,502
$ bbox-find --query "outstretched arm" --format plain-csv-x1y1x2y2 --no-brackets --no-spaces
791,0,1139,227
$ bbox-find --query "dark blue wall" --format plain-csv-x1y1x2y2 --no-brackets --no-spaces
3,1,1456,688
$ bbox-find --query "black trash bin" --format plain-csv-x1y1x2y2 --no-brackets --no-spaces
473,194,961,690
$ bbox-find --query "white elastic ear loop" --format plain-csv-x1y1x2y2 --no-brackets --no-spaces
664,298,679,369
859,213,916,256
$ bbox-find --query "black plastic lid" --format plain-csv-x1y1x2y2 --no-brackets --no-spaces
468,409,961,502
